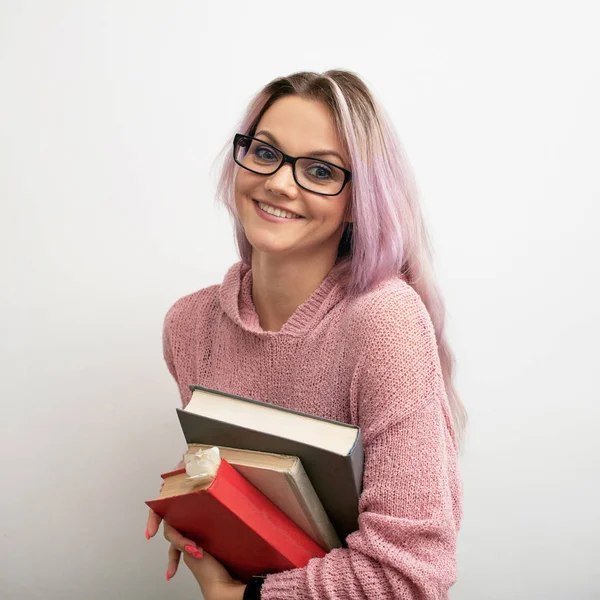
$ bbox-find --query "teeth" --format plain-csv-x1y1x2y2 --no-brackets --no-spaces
258,202,299,219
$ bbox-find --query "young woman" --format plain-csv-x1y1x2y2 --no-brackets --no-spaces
146,69,465,600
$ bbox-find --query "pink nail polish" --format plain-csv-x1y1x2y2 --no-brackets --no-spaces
144,529,151,540
185,544,203,559
165,569,172,581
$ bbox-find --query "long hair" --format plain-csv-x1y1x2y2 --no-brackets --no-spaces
216,70,467,445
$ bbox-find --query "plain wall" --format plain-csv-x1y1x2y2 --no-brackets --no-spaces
1,1,598,599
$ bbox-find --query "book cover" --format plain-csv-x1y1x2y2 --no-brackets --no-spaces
177,385,364,542
146,458,326,582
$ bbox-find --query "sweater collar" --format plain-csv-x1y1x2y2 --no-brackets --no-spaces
219,262,345,337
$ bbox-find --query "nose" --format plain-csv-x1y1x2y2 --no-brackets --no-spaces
264,163,299,199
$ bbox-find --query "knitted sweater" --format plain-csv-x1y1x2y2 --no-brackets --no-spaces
163,262,462,600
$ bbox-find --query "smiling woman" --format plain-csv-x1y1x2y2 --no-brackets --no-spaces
146,70,466,600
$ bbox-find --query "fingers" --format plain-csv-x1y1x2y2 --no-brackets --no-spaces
163,523,203,583
145,508,163,540
166,544,181,581
163,523,203,559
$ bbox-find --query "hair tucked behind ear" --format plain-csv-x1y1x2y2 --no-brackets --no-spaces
215,69,467,447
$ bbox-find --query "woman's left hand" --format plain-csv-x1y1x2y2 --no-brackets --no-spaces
182,550,246,600
163,521,246,600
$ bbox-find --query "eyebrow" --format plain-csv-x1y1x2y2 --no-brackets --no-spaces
255,130,347,167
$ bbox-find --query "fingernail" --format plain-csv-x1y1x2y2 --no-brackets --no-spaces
165,569,172,581
185,544,203,559
144,529,151,540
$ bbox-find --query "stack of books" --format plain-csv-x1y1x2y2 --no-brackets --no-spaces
146,385,364,581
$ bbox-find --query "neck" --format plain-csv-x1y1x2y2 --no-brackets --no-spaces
251,251,338,332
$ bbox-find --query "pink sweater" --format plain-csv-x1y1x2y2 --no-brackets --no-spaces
163,262,461,599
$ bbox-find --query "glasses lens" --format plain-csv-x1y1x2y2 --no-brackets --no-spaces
296,157,346,195
235,136,282,174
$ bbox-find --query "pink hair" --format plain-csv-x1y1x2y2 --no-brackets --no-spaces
215,70,466,444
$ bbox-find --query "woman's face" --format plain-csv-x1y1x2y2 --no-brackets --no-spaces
234,96,352,264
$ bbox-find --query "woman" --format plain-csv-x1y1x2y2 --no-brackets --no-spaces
146,69,465,600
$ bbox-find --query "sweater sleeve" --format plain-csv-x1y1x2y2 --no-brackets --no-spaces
162,302,178,383
260,287,462,600
161,286,221,409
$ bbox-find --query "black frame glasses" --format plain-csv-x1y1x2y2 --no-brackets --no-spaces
233,133,352,197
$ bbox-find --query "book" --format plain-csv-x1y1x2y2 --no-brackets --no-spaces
176,385,364,542
186,444,342,551
146,458,326,582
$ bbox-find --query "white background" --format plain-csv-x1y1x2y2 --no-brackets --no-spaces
1,1,599,599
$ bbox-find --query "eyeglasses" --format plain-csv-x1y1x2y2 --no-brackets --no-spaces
233,133,352,197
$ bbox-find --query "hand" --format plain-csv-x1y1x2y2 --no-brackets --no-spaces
145,508,202,580
162,521,245,599
183,549,246,600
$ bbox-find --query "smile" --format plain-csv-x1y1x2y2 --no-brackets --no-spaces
253,200,303,220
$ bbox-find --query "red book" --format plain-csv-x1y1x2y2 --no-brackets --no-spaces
146,458,326,582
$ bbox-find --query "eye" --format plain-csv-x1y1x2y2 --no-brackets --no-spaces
253,145,279,162
306,163,334,181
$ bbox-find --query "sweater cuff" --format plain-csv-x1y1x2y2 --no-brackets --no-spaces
260,569,309,600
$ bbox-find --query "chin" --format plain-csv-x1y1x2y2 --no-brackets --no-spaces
245,234,296,256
